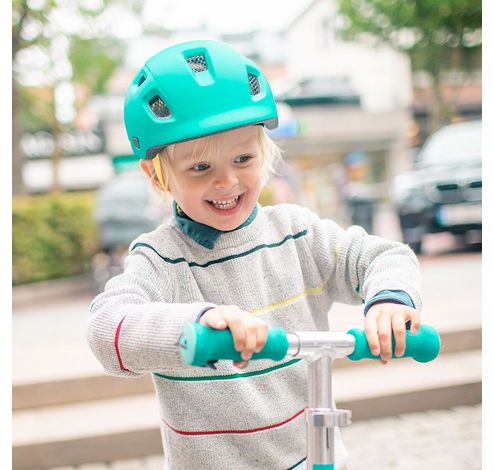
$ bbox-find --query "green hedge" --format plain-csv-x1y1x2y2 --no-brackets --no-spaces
12,192,101,285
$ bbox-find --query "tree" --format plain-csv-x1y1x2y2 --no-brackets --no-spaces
336,0,482,131
12,0,55,195
12,0,138,195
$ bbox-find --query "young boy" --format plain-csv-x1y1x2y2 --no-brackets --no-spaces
88,40,421,470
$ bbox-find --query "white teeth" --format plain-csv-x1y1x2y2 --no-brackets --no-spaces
208,195,240,210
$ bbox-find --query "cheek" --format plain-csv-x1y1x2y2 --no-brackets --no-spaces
169,175,207,204
244,162,263,184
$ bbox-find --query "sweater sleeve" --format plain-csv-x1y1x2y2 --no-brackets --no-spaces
87,248,215,377
301,208,422,311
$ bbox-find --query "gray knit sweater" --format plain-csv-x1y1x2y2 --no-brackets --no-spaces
87,203,421,470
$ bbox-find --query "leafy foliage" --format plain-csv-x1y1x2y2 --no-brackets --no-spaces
337,0,481,72
69,36,125,95
12,192,101,284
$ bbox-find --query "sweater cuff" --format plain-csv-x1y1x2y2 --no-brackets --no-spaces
363,290,415,316
195,305,217,323
194,304,218,369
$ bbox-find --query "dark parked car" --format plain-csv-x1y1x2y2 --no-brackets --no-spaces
392,120,482,254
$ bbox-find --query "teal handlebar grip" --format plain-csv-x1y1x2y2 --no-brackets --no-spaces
180,323,289,367
347,324,441,363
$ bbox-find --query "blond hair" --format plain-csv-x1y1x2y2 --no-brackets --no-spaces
149,126,282,192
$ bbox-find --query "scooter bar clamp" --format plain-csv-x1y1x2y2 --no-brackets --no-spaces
306,408,352,428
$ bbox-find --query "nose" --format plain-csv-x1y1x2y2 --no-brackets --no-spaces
213,167,239,191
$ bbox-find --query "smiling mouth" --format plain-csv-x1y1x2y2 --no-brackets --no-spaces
206,194,242,210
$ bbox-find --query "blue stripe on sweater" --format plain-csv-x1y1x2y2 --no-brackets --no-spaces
131,229,308,268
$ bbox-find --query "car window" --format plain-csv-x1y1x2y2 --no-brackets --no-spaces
418,121,482,166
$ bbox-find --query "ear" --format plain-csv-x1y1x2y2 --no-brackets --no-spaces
140,159,154,179
140,159,164,192
140,158,170,193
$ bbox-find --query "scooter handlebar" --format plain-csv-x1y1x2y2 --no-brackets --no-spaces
180,323,441,366
347,325,441,363
179,322,289,367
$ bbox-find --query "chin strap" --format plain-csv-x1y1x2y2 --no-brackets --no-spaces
152,155,167,190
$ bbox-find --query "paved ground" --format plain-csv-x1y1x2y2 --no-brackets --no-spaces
47,405,481,470
342,404,482,470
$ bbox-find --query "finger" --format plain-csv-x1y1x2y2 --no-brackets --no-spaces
380,359,388,365
242,324,258,361
365,313,380,356
225,316,246,353
254,322,269,353
391,314,407,357
233,360,248,369
407,308,421,334
376,315,393,361
200,310,227,329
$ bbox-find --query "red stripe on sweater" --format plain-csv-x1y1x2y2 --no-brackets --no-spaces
115,316,130,372
163,408,305,436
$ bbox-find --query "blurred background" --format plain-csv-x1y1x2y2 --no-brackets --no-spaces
12,0,482,469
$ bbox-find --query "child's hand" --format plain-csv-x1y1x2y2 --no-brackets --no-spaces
365,303,420,365
199,305,269,369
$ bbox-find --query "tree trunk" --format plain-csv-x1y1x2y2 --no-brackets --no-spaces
429,72,445,133
49,85,63,195
427,43,449,133
12,80,26,196
51,120,64,195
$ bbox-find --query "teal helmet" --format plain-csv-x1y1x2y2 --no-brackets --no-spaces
124,40,279,159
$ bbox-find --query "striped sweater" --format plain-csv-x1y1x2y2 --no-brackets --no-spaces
87,203,421,470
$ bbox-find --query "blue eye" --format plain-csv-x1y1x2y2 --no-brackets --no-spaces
236,154,252,164
192,162,210,172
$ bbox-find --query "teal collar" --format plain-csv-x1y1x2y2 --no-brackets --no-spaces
173,201,258,249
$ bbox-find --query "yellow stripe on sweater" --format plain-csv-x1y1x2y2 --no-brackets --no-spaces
251,281,329,316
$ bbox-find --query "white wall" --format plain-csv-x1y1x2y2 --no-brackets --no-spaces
23,155,113,192
285,0,413,112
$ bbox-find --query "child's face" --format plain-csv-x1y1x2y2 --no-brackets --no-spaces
166,126,263,231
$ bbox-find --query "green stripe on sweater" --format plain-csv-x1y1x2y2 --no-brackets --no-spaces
132,229,308,268
153,358,302,381
286,456,307,470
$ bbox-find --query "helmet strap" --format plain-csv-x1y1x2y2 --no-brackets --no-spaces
152,155,167,190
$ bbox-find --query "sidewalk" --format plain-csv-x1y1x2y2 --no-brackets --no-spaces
44,405,482,470
342,404,482,470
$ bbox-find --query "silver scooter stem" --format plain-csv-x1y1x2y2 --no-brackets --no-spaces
285,332,355,469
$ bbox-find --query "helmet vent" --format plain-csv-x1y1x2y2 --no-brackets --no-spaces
149,95,171,118
187,54,208,73
137,75,146,87
248,73,261,96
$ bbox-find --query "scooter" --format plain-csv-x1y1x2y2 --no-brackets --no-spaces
179,323,440,470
